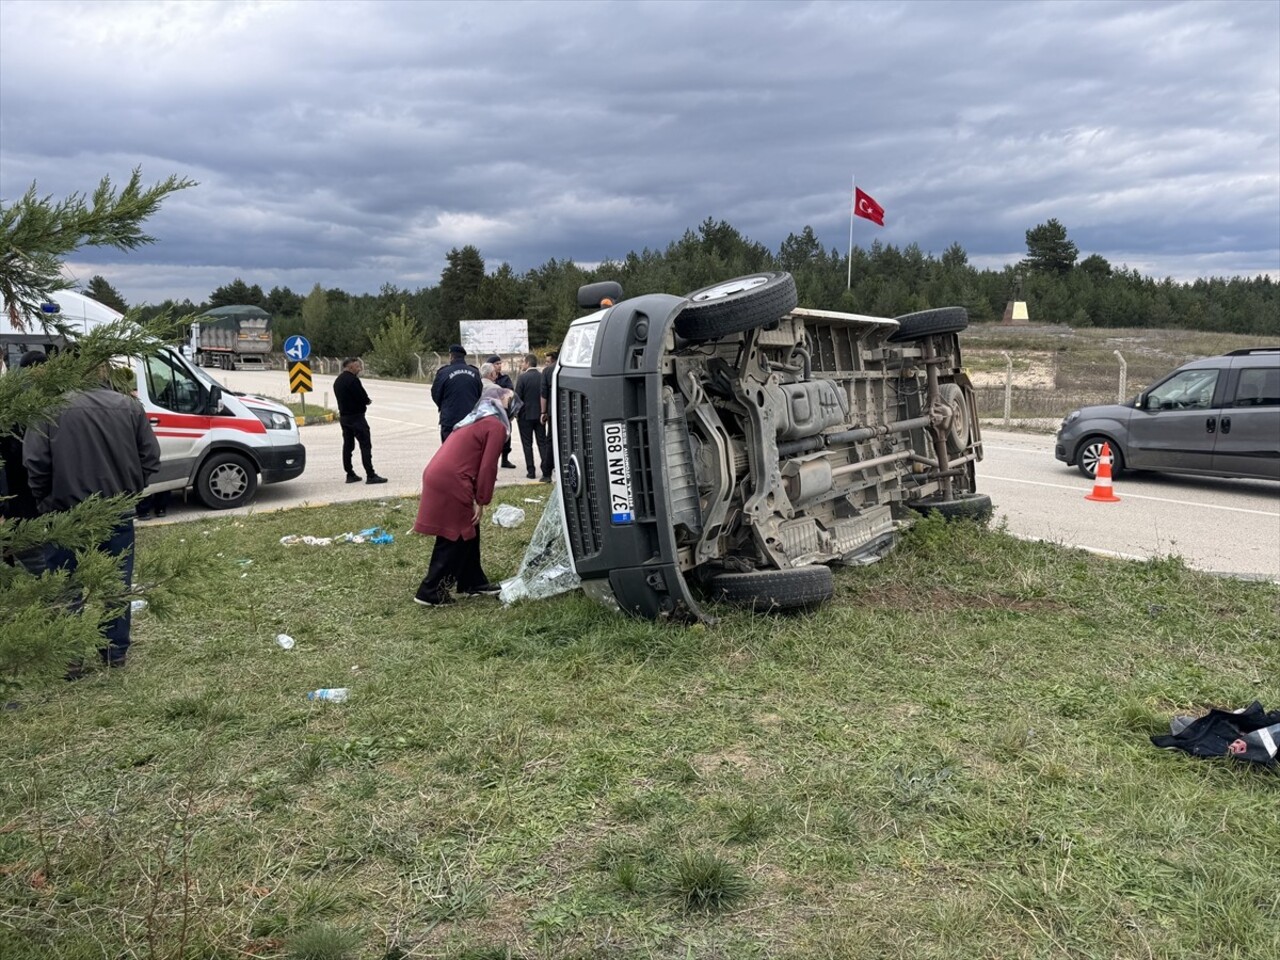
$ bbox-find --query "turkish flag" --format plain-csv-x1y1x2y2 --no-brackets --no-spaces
854,187,885,226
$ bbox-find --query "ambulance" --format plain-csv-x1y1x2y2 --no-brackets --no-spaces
2,291,305,509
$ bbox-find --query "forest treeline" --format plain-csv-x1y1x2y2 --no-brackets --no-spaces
96,217,1275,360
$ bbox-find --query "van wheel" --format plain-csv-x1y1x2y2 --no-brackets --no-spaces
887,307,969,343
707,565,834,612
196,452,259,509
1076,436,1124,480
675,272,798,341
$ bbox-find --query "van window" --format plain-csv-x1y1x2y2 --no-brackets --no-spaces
145,353,203,414
1232,368,1280,408
1147,369,1219,411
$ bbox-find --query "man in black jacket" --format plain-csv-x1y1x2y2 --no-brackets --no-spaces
431,345,481,443
23,374,161,669
486,354,518,469
514,353,550,480
333,357,386,484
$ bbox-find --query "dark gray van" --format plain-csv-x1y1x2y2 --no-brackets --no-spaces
551,273,989,623
1056,348,1280,481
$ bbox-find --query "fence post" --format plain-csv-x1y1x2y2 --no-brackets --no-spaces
1114,350,1127,404
414,353,424,379
1001,351,1013,427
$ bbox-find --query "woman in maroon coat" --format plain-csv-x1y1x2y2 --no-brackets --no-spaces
412,385,516,605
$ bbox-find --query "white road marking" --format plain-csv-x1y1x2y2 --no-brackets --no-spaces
983,474,1280,517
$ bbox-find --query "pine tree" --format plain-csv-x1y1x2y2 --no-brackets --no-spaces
84,275,128,313
1,169,213,684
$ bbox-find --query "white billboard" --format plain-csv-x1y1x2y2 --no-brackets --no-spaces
459,319,529,357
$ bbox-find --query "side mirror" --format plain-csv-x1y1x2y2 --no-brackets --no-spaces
208,384,225,414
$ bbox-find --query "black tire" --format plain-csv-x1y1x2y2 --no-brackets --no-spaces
887,307,969,343
1075,436,1125,480
674,272,798,341
937,382,972,456
707,565,834,612
907,492,993,523
195,451,259,509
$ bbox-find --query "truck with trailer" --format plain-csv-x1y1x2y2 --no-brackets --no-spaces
191,305,273,370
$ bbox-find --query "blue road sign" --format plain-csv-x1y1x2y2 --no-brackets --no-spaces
283,335,311,362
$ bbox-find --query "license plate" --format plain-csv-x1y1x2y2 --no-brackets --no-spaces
602,419,634,525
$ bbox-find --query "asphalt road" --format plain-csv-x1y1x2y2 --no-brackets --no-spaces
977,428,1279,580
155,371,1280,580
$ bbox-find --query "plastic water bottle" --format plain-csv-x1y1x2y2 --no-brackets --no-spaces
276,634,295,650
307,688,349,702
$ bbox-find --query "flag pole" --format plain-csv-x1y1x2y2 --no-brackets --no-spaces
847,174,855,290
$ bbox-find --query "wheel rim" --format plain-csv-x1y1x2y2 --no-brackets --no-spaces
691,276,769,302
1081,441,1105,477
209,463,248,501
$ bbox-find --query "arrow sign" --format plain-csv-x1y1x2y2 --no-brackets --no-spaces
284,334,311,361
289,361,313,394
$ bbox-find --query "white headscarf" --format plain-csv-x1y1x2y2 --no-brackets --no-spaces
451,384,512,437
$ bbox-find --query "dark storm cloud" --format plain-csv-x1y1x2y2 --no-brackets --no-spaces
1,0,1276,303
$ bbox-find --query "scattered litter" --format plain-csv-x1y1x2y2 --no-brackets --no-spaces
500,496,580,605
491,505,526,528
130,599,148,613
280,535,333,547
306,688,348,702
235,558,254,567
339,527,394,544
523,497,544,504
1152,702,1279,765
276,634,295,650
281,528,392,546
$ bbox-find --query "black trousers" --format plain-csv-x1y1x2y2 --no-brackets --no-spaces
46,518,135,664
418,526,487,596
340,416,375,475
517,419,550,477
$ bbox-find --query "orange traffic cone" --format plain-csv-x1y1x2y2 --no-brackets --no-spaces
1085,442,1121,502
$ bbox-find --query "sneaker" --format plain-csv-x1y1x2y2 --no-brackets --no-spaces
413,589,454,607
501,459,517,469
462,582,502,596
366,475,389,485
346,473,363,483
539,474,553,483
526,471,536,480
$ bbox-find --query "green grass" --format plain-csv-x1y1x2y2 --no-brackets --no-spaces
1,499,1277,959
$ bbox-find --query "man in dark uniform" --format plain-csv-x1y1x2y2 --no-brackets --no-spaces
486,355,518,469
334,356,386,484
514,352,550,481
538,349,558,481
431,345,481,443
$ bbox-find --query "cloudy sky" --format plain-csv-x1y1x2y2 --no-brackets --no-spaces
1,0,1277,306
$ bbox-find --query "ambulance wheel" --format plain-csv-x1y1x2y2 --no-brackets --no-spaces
196,451,259,509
